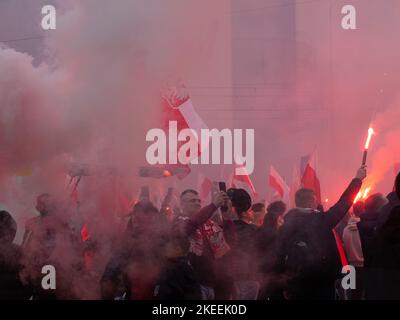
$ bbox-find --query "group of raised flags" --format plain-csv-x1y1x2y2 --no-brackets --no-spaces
194,150,322,208
158,80,326,206
267,151,321,207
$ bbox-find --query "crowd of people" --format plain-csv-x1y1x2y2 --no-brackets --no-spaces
1,164,400,300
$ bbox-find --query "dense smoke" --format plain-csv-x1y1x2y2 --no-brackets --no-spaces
0,0,220,237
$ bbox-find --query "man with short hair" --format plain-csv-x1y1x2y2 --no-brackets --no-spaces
173,189,231,299
250,203,265,227
276,165,366,300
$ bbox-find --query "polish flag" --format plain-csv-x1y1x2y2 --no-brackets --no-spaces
197,173,213,201
301,152,322,204
232,164,257,198
269,165,290,204
161,81,209,168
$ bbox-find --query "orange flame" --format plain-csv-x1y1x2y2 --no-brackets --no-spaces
354,186,372,204
362,187,371,199
354,192,362,204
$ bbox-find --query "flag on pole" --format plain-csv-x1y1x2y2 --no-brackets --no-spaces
161,81,209,171
232,163,257,199
269,165,290,204
300,155,311,177
301,152,321,204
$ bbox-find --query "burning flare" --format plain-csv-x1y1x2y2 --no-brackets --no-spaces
362,127,375,165
364,127,375,150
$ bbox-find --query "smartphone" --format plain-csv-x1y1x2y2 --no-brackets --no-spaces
219,182,228,211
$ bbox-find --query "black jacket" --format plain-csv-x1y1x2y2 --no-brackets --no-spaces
230,220,258,280
357,210,380,255
364,205,400,299
154,257,202,300
276,178,362,281
0,243,31,300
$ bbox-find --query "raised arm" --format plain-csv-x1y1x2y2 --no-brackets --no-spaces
184,191,228,236
324,166,367,229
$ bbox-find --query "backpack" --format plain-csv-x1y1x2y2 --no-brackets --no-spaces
282,218,340,279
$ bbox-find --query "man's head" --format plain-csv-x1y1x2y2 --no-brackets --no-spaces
251,203,266,227
228,188,252,220
128,201,160,234
264,201,286,228
180,189,201,216
0,211,17,244
36,193,57,216
295,188,318,209
396,171,400,199
267,201,286,216
353,201,365,217
365,193,388,213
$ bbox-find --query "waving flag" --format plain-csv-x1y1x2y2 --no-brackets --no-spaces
269,165,290,204
301,152,321,204
161,80,209,170
232,163,257,199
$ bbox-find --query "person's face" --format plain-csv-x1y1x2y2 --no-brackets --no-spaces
242,210,254,223
180,192,201,216
253,210,266,227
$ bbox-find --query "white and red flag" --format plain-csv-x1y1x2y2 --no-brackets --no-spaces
301,151,322,204
269,165,290,204
232,163,257,199
161,80,209,177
